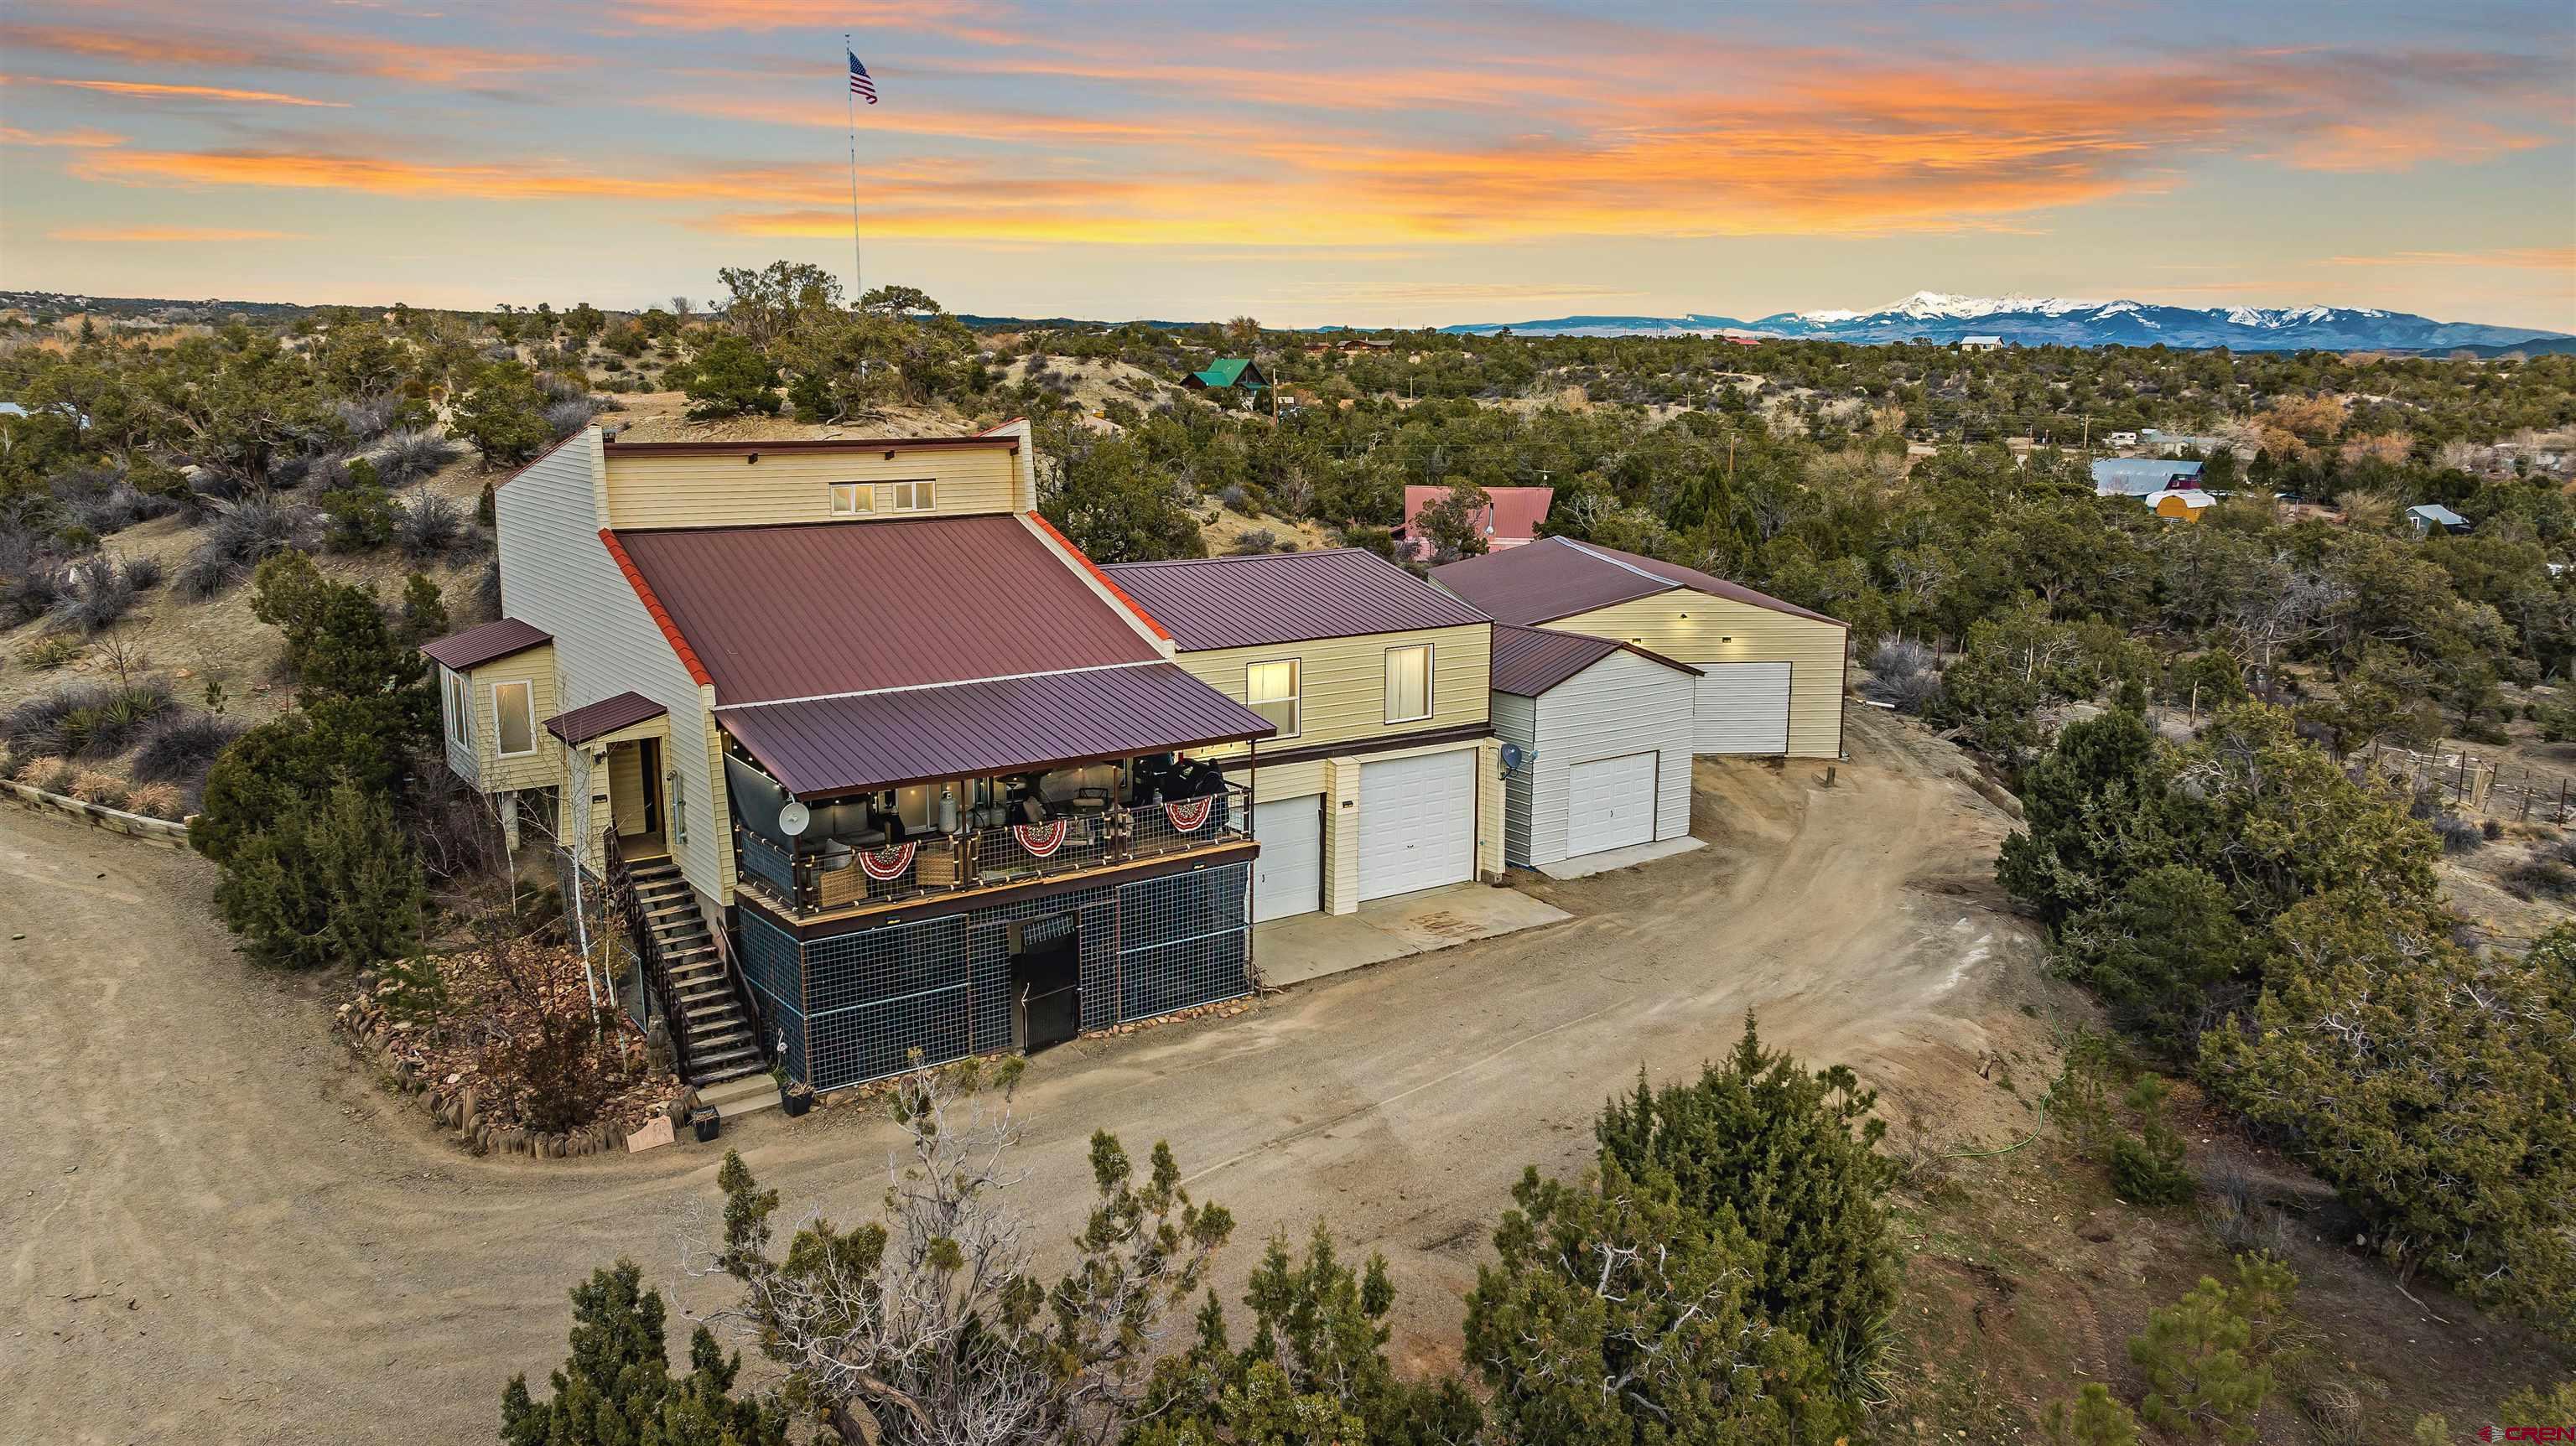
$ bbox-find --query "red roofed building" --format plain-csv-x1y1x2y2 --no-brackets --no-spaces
1395,484,1554,562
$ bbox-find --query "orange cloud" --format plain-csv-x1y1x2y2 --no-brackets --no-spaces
23,76,350,107
48,225,304,241
612,0,1018,44
2327,247,2576,270
0,21,564,86
0,123,126,148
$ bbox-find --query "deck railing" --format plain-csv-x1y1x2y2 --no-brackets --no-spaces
731,781,1251,917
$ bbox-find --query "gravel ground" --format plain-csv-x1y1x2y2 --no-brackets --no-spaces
1,706,2065,1444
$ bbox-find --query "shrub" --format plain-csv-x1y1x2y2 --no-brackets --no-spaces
2483,816,2504,841
121,552,165,592
2427,808,2484,854
1227,526,1278,556
4,684,97,756
49,555,139,634
543,398,596,441
19,634,82,670
1862,637,1942,713
3,547,70,623
501,1262,786,1446
333,394,397,442
2107,1077,2196,1206
392,493,470,562
83,682,174,757
375,428,459,486
178,497,318,599
132,711,244,785
124,780,184,820
30,757,78,793
67,769,129,807
2128,1256,2298,1446
212,776,426,970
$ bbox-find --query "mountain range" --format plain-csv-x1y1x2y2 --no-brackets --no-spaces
1438,291,2572,352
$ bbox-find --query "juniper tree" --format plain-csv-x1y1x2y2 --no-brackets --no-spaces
501,1259,786,1446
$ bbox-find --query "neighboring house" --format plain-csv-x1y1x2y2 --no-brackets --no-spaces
1181,358,1270,392
1100,549,1504,930
1394,485,1554,561
1488,625,1699,869
2148,490,2219,521
424,422,1284,1093
1960,335,2004,352
1431,537,1848,759
2407,503,2468,536
2090,458,2203,497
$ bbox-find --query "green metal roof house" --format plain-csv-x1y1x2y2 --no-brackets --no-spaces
1182,357,1270,391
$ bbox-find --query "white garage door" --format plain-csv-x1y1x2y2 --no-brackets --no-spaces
1358,750,1477,900
1566,752,1659,857
1694,662,1791,754
1253,795,1323,923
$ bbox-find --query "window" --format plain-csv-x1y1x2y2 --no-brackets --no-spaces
492,680,536,758
1384,644,1432,723
829,482,870,516
876,479,935,511
444,669,470,747
669,767,688,846
1245,659,1300,739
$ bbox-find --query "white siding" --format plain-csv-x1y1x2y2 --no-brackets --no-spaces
1508,649,1696,867
439,664,478,786
494,431,733,899
1693,662,1791,754
1491,690,1538,867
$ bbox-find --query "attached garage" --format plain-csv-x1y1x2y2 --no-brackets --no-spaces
1488,625,1699,869
1356,749,1478,899
1252,794,1324,922
1693,662,1791,754
1433,536,1849,759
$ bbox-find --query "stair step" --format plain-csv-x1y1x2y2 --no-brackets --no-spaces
692,1044,762,1071
693,1062,773,1091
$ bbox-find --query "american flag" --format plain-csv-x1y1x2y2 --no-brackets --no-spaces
848,52,878,104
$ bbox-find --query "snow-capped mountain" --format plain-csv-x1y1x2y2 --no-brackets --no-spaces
1440,293,2567,351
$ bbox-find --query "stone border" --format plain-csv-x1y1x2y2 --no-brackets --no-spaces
0,777,194,848
333,991,662,1161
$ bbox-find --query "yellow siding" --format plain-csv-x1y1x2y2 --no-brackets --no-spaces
465,644,563,791
1171,623,1490,759
608,743,647,836
1550,593,1847,758
600,447,1016,530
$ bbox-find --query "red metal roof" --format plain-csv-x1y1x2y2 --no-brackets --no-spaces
1400,485,1554,545
545,691,666,745
1100,548,1488,650
1025,511,1171,641
599,529,712,687
1431,536,1844,629
418,617,550,671
610,516,1163,704
719,661,1276,797
1489,623,1700,697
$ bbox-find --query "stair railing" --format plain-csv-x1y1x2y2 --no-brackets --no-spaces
605,827,698,1082
705,910,771,1073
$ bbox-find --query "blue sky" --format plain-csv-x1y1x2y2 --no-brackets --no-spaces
2,0,2570,327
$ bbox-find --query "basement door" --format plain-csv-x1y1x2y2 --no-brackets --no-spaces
1010,914,1081,1053
1693,662,1792,754
1357,749,1477,901
1565,751,1659,857
1252,795,1323,923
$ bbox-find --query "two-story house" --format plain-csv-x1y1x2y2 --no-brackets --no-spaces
1099,549,1503,924
423,422,1283,1093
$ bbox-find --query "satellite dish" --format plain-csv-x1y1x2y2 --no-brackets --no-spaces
777,801,812,837
1498,742,1528,774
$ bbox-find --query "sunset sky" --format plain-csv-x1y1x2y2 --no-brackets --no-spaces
3,1,2572,329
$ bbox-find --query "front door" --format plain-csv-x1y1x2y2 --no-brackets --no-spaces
609,738,665,844
1011,914,1081,1052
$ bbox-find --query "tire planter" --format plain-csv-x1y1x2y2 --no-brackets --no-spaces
690,1106,721,1143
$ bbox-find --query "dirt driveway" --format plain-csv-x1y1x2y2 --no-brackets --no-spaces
1,707,2067,1445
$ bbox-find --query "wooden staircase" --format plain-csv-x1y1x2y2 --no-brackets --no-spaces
626,859,766,1085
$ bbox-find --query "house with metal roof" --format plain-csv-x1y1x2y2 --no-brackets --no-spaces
2407,502,2468,536
1431,537,1849,759
419,422,1282,1093
2090,458,2204,497
1488,625,1701,871
1101,549,1503,932
1180,357,1269,391
1395,485,1553,562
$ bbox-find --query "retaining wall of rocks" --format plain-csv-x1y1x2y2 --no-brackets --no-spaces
1,778,194,847
333,989,651,1161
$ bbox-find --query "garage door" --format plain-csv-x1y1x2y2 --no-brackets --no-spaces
1694,662,1791,754
1358,750,1477,900
1566,752,1659,857
1252,796,1323,923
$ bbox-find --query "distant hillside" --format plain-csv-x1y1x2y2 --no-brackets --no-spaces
1440,290,2573,352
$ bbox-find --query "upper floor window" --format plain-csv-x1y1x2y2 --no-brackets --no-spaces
1384,644,1432,723
492,680,537,758
445,670,470,747
829,482,870,516
1245,658,1300,739
878,479,935,511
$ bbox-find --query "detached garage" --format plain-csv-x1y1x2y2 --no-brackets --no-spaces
1434,537,1849,759
1488,625,1699,869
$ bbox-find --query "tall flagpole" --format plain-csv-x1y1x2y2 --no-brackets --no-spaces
844,31,863,308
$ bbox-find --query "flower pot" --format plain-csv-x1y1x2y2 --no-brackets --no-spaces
780,1086,813,1118
689,1106,720,1143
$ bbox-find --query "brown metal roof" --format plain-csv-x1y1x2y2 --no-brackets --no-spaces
545,691,665,745
418,617,551,671
1431,536,1844,629
1099,548,1488,650
610,516,1162,704
1488,623,1701,697
719,661,1277,797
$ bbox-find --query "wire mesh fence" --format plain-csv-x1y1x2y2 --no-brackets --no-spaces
2356,739,2576,827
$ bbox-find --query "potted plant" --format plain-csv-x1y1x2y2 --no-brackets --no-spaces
774,1062,813,1118
689,1103,721,1143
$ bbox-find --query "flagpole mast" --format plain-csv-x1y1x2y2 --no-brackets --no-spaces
844,30,863,308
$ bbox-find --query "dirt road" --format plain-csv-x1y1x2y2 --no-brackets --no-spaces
2,707,2064,1444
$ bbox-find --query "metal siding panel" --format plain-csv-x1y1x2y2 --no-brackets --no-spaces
1549,592,1845,759
1102,548,1488,651
1695,663,1793,754
1490,691,1540,867
602,446,1016,530
1162,624,1490,763
1526,649,1696,865
1252,796,1323,921
1356,749,1478,899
